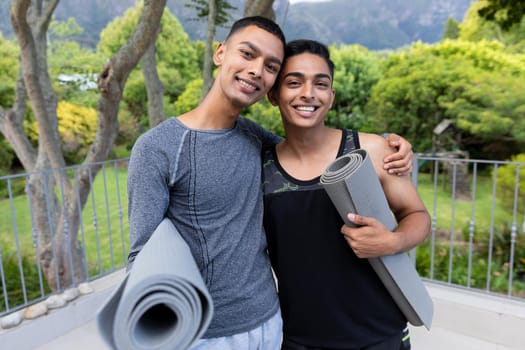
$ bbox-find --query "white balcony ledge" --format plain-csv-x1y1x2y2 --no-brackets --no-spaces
2,271,524,350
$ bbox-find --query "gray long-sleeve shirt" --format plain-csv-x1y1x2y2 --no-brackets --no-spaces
127,117,281,338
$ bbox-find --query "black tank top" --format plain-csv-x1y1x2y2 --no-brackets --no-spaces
262,129,406,349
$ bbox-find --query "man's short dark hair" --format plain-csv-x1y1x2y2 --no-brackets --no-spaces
284,39,335,78
269,39,335,96
226,16,286,49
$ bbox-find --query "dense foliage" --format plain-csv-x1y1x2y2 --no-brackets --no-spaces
0,34,19,172
0,33,19,109
365,40,525,159
477,0,525,31
98,3,200,123
496,153,525,212
26,101,98,164
0,0,524,164
460,0,525,53
327,44,384,131
48,18,105,108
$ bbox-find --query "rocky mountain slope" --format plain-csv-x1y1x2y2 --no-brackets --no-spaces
0,0,472,50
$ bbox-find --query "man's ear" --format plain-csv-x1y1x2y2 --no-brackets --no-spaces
329,89,336,108
267,88,279,106
213,42,225,66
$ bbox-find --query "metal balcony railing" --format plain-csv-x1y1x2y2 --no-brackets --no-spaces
0,154,524,319
412,154,524,300
0,159,129,317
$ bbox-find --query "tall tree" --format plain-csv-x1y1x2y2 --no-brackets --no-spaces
185,0,235,99
202,0,218,99
1,0,166,292
243,0,275,20
142,35,165,127
443,18,460,40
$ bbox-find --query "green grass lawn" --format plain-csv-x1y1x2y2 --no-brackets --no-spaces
416,171,520,241
75,166,130,273
0,166,129,286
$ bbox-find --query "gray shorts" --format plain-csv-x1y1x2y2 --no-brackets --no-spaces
190,309,283,350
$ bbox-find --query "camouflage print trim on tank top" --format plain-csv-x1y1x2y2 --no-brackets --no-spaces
262,129,358,195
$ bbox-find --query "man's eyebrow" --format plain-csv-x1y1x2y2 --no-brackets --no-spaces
283,72,332,80
283,72,305,79
315,73,332,80
239,41,283,66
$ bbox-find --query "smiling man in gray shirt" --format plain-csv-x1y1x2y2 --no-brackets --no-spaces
127,17,286,350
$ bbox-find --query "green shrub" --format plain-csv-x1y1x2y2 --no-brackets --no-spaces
0,240,51,312
173,78,202,117
496,153,525,212
244,98,285,137
0,137,14,173
417,220,525,297
25,101,98,164
0,173,26,199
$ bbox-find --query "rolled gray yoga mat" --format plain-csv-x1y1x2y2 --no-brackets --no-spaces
320,149,433,330
97,218,213,349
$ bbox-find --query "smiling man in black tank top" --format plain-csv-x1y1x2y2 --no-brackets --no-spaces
262,39,430,350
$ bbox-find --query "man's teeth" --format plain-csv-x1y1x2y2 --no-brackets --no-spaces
296,106,315,112
239,80,256,90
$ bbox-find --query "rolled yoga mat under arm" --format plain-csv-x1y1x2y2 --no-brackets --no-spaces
97,218,213,350
320,149,433,330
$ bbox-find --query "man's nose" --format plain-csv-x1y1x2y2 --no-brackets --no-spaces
300,82,315,99
248,58,264,77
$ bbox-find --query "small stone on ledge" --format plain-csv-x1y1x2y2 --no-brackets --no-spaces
1,311,23,329
45,294,67,309
78,282,94,295
23,302,48,319
63,287,80,302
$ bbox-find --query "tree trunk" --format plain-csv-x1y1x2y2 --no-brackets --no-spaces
141,38,165,128
243,0,275,20
10,0,77,291
201,0,218,100
4,0,167,292
0,68,35,171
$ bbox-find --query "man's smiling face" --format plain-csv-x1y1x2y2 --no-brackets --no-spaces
213,25,284,110
272,52,335,130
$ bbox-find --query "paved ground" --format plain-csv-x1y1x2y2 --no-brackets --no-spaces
34,316,509,350
409,325,514,350
3,270,525,350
